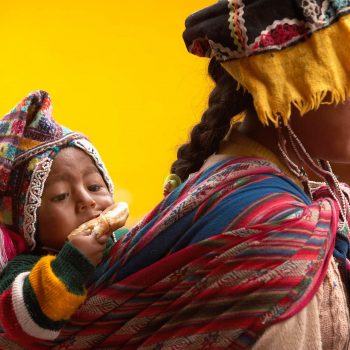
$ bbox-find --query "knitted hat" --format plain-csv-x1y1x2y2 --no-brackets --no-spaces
0,90,114,262
183,0,350,125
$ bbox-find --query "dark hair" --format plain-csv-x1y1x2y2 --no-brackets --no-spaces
171,58,254,181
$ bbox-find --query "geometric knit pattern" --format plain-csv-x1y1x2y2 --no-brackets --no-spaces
184,0,350,61
1,156,341,349
0,91,81,249
0,90,66,192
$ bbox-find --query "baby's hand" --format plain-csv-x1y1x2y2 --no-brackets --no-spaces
68,230,108,266
67,202,129,265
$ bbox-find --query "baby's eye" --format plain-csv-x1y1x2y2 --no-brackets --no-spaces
51,193,69,202
88,184,102,192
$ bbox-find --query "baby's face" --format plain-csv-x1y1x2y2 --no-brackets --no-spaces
37,147,114,251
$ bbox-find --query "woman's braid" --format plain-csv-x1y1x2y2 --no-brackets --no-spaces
171,59,253,181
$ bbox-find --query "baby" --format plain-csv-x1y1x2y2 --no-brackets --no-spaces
0,90,128,342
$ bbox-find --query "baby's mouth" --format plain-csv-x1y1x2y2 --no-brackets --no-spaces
80,212,101,227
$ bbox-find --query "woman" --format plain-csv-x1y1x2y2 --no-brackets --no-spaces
1,0,350,349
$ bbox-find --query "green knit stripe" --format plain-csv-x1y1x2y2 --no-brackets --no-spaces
0,255,38,293
50,242,95,295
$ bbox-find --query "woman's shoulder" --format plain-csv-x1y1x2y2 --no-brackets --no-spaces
194,155,310,203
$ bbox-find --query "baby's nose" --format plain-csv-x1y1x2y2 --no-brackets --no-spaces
77,191,96,212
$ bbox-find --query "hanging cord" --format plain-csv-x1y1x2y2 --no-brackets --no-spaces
277,121,312,198
277,119,350,231
286,124,349,228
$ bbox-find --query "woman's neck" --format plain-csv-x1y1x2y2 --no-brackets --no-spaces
237,111,281,159
199,112,283,174
214,111,311,187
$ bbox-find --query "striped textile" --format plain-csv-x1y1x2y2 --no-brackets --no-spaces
1,157,342,349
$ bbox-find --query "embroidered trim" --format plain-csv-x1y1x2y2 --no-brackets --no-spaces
321,0,332,21
209,40,242,61
228,0,247,53
321,0,350,23
302,0,324,25
23,158,53,250
14,132,84,166
210,3,350,61
251,19,308,52
72,139,114,195
210,18,310,60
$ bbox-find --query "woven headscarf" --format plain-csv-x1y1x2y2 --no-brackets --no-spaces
183,0,350,125
0,91,113,269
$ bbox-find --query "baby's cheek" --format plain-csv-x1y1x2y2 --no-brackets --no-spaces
104,194,114,208
43,208,72,234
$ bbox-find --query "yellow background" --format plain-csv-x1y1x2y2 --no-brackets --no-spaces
0,0,214,225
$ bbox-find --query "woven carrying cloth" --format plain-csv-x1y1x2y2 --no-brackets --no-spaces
3,157,340,349
184,0,350,125
0,91,113,259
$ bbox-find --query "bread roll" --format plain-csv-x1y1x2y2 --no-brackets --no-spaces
68,202,129,241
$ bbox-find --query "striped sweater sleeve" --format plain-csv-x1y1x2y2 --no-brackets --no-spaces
0,242,95,344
